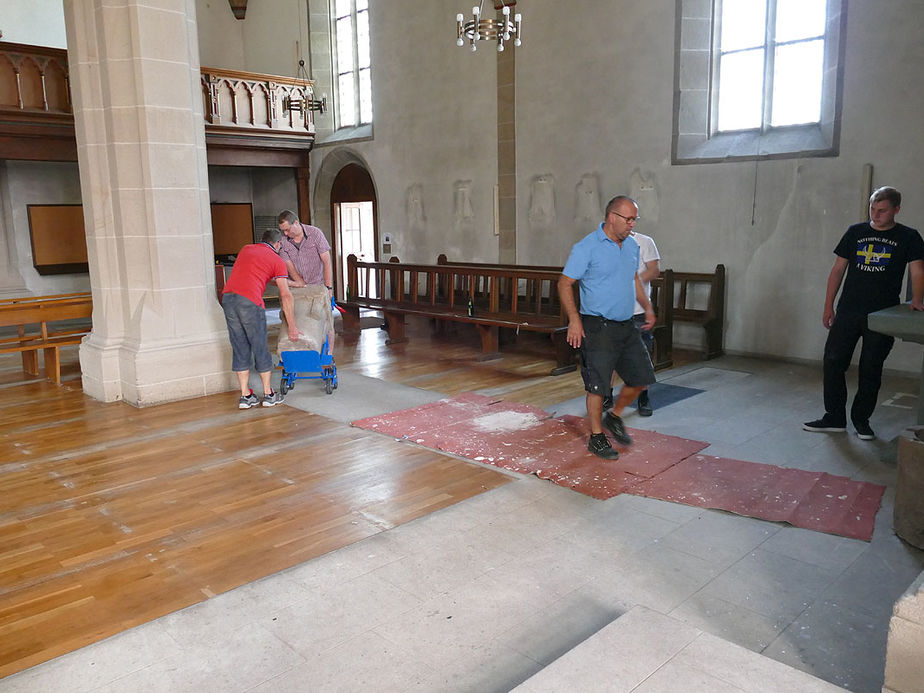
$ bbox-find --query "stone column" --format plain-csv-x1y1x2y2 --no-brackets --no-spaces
63,0,233,405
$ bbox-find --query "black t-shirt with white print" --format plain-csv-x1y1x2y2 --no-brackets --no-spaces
834,221,924,315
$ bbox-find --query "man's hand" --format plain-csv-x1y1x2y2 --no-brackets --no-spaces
566,318,584,349
641,308,656,331
911,300,924,312
287,325,300,341
823,307,835,329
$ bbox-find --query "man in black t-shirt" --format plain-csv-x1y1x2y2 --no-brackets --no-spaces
804,186,924,440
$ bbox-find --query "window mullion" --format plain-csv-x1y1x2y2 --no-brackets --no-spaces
762,0,777,133
354,1,361,123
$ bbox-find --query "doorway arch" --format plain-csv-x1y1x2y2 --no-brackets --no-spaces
312,148,378,299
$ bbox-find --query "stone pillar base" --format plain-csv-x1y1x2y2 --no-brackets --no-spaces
895,427,924,550
884,570,924,693
80,332,236,406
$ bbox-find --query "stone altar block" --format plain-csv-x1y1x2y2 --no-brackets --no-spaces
895,427,924,550
868,304,924,425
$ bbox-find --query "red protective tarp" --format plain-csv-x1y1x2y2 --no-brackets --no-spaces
352,394,885,540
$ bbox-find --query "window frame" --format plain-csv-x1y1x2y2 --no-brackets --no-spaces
672,0,847,164
331,0,372,130
712,0,826,134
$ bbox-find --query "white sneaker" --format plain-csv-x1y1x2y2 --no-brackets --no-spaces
262,391,285,407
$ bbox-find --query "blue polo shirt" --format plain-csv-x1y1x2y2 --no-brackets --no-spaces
563,224,640,321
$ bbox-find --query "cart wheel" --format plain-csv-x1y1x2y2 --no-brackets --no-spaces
325,377,333,395
333,378,338,390
280,378,289,396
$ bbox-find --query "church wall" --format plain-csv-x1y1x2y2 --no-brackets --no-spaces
309,0,499,267
516,0,924,367
194,0,246,70
0,0,67,48
3,161,89,295
249,168,298,227
194,0,310,80
207,166,298,241
307,0,924,372
2,1,920,369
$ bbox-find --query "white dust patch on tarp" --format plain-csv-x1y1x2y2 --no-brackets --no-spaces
471,411,543,433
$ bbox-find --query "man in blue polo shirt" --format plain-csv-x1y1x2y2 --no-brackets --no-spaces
558,196,656,460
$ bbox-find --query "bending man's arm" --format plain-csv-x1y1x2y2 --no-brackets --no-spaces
320,250,334,290
558,274,584,348
284,259,307,288
275,277,300,340
823,257,849,329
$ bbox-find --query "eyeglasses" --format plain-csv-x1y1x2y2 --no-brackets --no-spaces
609,211,639,224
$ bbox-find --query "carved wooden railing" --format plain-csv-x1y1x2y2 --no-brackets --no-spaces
0,42,71,115
0,42,317,160
200,66,318,136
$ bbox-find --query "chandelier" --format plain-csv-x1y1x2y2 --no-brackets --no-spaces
282,59,327,115
456,1,522,52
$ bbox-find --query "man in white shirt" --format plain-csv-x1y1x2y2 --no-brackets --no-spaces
629,230,660,415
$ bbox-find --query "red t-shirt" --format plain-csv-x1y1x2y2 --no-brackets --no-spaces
222,243,287,307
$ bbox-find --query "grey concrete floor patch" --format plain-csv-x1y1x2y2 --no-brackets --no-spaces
662,365,753,390
280,371,445,423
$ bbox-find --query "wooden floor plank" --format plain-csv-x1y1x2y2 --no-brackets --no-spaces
0,322,557,678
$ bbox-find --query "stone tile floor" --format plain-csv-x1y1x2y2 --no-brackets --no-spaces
2,356,921,692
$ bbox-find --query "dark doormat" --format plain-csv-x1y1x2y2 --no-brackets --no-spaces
547,382,704,418
631,381,704,407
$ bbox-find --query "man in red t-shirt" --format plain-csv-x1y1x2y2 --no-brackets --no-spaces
222,229,298,409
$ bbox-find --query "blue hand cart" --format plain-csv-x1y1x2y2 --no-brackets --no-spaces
277,297,339,395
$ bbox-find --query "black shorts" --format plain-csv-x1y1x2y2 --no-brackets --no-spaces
579,314,655,395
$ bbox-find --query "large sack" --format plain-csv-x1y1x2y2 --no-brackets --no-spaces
276,285,335,355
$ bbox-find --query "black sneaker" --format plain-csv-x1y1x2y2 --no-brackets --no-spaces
602,392,613,412
803,416,846,433
637,390,652,417
238,390,259,409
588,433,620,460
262,390,285,407
853,420,876,441
603,413,632,446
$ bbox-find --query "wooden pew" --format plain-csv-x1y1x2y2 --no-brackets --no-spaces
0,292,92,384
341,255,577,375
657,264,725,360
430,254,674,371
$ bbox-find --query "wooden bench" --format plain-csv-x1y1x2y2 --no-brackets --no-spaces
0,292,92,384
654,264,725,360
341,255,578,375
429,254,675,371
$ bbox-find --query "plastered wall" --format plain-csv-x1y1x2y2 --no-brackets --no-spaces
2,0,922,370
308,0,924,370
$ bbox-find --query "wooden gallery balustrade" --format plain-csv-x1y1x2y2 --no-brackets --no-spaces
0,41,318,162
0,42,74,160
199,66,319,148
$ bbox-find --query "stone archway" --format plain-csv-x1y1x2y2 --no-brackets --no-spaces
312,148,378,298
311,147,377,246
